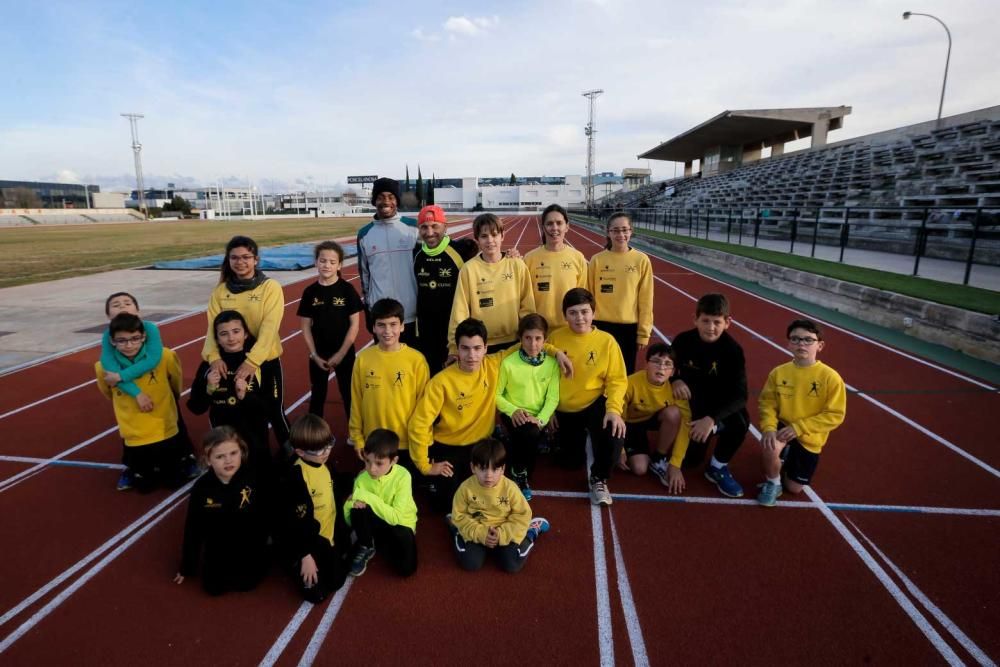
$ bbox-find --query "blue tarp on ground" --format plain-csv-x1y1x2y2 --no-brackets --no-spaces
154,242,358,271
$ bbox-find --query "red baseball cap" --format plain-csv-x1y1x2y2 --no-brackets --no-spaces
417,205,447,224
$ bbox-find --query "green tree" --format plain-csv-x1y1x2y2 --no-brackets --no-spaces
416,165,424,207
428,174,435,205
162,195,192,215
404,164,411,192
509,172,516,185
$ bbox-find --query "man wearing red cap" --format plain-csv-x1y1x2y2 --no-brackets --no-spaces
412,205,478,374
356,177,419,345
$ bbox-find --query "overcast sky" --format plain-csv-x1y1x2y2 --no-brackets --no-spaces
2,0,997,192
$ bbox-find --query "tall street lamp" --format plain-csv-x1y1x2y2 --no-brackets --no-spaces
902,11,952,122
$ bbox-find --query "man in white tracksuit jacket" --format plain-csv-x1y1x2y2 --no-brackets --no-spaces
356,177,419,346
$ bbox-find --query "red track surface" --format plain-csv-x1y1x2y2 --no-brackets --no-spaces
1,216,997,666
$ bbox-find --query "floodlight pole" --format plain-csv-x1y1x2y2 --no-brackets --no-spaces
121,113,147,218
582,89,604,211
902,11,951,122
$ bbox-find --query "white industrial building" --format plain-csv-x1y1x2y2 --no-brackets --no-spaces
434,176,593,212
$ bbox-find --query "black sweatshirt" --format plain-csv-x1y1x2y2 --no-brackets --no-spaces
178,466,270,577
671,329,749,424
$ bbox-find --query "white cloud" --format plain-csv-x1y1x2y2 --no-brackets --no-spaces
411,27,440,42
443,15,499,36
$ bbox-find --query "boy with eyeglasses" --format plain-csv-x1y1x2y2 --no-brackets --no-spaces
96,313,197,492
756,319,846,506
277,414,348,603
619,342,692,494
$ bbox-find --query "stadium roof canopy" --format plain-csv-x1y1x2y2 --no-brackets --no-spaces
638,107,851,163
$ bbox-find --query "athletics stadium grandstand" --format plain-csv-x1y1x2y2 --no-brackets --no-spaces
595,106,1000,282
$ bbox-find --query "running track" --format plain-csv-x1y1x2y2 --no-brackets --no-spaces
0,216,997,666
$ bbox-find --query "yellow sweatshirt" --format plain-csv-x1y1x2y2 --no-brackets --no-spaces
95,348,182,446
588,249,654,345
523,245,588,327
349,344,429,452
202,279,285,367
448,255,535,353
623,371,693,468
452,475,531,546
548,326,627,415
758,361,847,454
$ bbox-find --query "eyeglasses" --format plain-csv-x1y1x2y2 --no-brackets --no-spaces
608,227,632,234
303,438,336,456
229,254,255,262
647,358,674,367
111,335,145,346
789,336,819,345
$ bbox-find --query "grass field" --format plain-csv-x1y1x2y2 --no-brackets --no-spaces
0,217,369,288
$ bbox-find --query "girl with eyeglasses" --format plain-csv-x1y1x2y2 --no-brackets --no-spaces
587,212,654,374
202,236,291,448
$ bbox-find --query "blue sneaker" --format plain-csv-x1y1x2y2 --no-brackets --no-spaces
704,465,743,498
526,517,550,541
512,468,532,501
116,468,135,491
756,481,783,507
349,545,376,577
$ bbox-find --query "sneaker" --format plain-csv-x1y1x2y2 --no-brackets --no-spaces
704,464,744,498
349,545,376,577
444,513,458,537
512,469,532,501
649,458,669,487
756,481,783,507
526,517,550,541
116,468,135,491
181,457,201,480
589,477,613,506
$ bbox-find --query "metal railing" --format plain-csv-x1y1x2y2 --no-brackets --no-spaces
571,205,1000,287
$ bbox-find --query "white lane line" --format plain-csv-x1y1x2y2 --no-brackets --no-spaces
0,486,191,652
585,436,615,667
0,455,123,471
0,327,312,491
652,272,1000,480
0,271,357,421
846,518,996,667
295,579,356,667
802,484,963,665
0,481,195,628
576,223,996,391
259,601,315,667
574,220,1000,481
591,505,614,667
529,490,1000,517
608,511,649,667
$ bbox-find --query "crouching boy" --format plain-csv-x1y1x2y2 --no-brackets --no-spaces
277,414,347,604
450,438,550,573
344,429,418,578
757,319,846,506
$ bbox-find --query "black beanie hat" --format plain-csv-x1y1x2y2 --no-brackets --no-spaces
370,178,401,206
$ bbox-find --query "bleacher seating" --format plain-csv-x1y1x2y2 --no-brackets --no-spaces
599,114,1000,231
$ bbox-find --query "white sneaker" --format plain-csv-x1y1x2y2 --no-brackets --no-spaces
589,478,612,506
649,458,669,487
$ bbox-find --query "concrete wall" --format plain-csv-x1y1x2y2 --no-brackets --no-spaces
572,215,999,364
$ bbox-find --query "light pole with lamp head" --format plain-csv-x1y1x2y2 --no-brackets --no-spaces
902,11,951,122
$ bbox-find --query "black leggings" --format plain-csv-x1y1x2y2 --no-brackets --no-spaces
594,320,639,375
555,396,624,482
307,347,355,423
681,410,750,468
500,414,541,477
350,506,417,577
260,357,291,447
453,532,537,573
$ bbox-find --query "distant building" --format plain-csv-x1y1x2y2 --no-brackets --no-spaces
433,175,590,211
0,180,100,208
